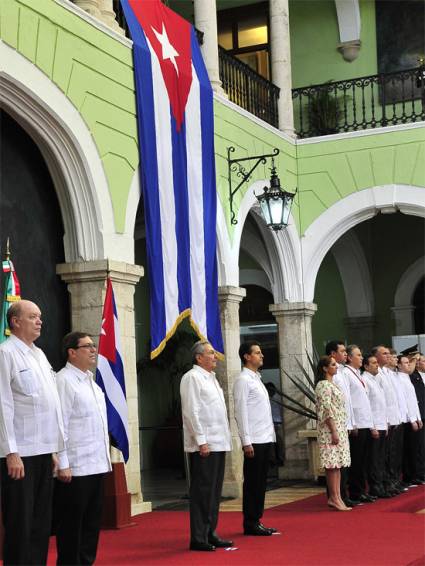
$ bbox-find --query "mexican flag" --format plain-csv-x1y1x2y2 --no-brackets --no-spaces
0,259,21,343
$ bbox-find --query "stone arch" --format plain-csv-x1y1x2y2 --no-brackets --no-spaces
216,179,303,302
302,185,425,302
0,41,116,262
392,255,425,335
331,231,374,318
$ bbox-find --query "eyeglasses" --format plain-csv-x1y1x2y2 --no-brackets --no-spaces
74,343,97,350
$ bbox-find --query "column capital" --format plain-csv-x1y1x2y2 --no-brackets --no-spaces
269,301,317,318
57,260,143,286
218,286,246,303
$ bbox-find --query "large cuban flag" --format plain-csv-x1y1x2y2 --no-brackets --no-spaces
96,278,129,462
121,0,224,359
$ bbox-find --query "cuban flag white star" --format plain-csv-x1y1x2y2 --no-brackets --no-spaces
151,22,179,75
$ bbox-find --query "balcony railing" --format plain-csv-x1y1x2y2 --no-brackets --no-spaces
292,66,425,138
218,47,280,128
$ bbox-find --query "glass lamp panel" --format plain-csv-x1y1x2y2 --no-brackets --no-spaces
269,197,284,226
260,199,272,225
282,196,291,226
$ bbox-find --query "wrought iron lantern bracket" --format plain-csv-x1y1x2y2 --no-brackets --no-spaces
227,146,280,225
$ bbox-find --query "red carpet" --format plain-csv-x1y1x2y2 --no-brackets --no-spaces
47,486,425,566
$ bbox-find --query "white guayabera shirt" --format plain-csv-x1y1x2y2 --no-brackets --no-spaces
0,334,64,457
180,365,232,452
56,362,112,476
233,367,276,446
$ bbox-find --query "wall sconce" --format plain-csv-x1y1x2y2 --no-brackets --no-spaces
227,146,297,230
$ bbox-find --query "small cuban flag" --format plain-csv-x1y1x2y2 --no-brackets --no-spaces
96,278,129,463
121,0,224,359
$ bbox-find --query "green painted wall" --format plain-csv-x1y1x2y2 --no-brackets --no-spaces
312,251,347,354
0,0,138,233
2,0,424,243
290,0,377,89
296,127,425,234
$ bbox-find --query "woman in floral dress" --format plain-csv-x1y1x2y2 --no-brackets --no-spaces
315,356,351,511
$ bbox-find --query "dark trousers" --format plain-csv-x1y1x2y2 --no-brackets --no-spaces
1,454,53,565
383,426,395,490
189,452,225,545
416,425,425,480
348,428,369,499
340,466,349,500
391,424,404,486
55,474,105,565
242,443,272,529
367,430,386,494
403,422,419,483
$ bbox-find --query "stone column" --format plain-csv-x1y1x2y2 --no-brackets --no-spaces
344,315,376,351
391,305,416,336
269,301,317,479
98,0,123,33
216,286,246,498
193,0,224,94
269,0,295,135
56,260,151,515
73,0,102,18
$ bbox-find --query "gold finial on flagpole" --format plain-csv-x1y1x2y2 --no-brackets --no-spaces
5,238,10,261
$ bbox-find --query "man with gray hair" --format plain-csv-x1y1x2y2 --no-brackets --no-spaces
0,300,64,565
180,340,232,551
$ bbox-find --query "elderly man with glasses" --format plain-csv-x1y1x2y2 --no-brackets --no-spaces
55,331,111,565
180,340,233,552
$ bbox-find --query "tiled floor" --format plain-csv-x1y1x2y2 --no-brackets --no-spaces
140,468,325,511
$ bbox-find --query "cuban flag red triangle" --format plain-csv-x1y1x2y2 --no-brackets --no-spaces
129,0,192,130
98,279,116,364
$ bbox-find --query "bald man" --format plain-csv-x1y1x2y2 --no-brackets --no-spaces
0,300,64,565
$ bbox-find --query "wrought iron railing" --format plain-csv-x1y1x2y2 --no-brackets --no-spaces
292,66,425,138
218,46,280,128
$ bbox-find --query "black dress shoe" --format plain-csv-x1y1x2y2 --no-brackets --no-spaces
244,524,273,536
190,542,216,551
358,494,376,503
208,536,233,548
259,523,277,533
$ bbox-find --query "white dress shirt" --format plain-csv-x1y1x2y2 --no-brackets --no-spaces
180,365,231,452
0,335,64,457
343,365,373,429
56,363,112,476
362,371,387,430
333,364,355,430
233,367,276,446
398,371,421,423
377,367,401,426
420,371,425,387
389,369,409,424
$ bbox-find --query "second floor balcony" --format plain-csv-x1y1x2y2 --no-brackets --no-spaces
80,0,425,139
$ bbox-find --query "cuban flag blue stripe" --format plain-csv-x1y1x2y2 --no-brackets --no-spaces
96,278,129,463
121,0,224,358
170,115,192,313
191,29,224,353
122,0,167,350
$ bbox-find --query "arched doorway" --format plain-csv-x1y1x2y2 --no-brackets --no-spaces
312,212,425,353
0,110,69,369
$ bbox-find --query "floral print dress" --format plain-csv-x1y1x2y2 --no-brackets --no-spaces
315,379,351,469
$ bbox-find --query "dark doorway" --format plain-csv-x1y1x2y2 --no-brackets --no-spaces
0,110,70,370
